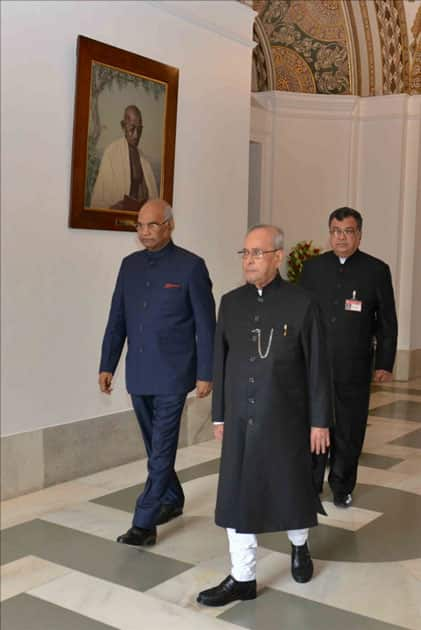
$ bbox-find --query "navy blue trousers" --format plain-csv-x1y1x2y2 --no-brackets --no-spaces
131,393,186,529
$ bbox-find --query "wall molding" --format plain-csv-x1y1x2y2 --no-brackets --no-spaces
394,348,421,380
148,0,256,48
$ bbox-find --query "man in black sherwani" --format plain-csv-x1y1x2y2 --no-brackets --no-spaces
197,225,332,607
300,207,398,508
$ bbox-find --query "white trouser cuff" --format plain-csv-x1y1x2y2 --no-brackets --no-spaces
227,528,257,581
226,527,309,580
287,528,309,547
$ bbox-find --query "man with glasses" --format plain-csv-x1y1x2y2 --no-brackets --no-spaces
301,207,398,508
99,198,215,546
197,225,331,606
91,105,158,210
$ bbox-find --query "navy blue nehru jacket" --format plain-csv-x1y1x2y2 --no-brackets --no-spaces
99,240,216,395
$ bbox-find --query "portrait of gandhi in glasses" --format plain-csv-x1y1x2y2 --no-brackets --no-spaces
90,104,159,212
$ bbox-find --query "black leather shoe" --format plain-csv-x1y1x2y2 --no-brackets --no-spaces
333,493,352,508
156,504,183,526
291,542,313,583
197,575,256,607
116,526,156,546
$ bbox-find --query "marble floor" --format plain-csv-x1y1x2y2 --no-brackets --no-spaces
2,379,421,630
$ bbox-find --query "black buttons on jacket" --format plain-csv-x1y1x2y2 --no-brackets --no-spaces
254,315,260,322
249,376,255,384
248,418,254,426
143,301,148,308
248,398,255,405
249,356,256,363
145,281,151,287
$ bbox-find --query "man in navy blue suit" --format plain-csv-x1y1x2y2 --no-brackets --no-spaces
99,199,216,546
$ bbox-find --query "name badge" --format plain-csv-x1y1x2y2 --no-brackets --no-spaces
345,299,362,312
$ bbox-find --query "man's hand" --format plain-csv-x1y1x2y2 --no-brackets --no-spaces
373,369,393,383
196,380,212,398
99,371,113,394
310,427,330,454
213,424,224,441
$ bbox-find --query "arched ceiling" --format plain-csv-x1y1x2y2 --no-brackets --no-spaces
409,4,421,92
246,0,420,96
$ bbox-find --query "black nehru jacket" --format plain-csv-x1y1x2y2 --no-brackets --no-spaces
301,249,398,384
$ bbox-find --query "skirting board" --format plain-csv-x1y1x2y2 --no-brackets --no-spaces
394,348,421,381
1,396,213,501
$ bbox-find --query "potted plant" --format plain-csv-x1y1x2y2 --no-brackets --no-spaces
287,240,322,283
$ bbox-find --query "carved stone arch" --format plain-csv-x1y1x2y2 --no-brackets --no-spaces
245,0,413,96
252,16,276,92
409,5,421,94
373,0,410,94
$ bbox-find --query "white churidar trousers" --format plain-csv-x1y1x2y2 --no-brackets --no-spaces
227,527,309,581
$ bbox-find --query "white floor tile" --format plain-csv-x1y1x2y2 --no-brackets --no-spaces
318,502,382,531
1,556,70,601
29,570,239,630
1,481,109,530
257,551,421,630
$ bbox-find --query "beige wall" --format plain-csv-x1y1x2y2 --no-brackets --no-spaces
1,0,255,437
251,92,421,377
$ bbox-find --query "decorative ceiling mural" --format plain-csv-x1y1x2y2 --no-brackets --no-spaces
374,0,409,93
246,0,418,96
253,0,351,94
409,5,421,93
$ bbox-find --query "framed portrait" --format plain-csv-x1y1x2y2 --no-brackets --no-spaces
69,35,179,231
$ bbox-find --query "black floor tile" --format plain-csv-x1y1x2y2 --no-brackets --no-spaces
369,400,421,422
1,594,117,630
91,458,220,513
1,520,192,591
389,427,421,449
220,587,408,630
258,483,421,563
359,452,403,469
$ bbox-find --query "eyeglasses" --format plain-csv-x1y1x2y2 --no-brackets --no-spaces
237,248,281,259
136,219,169,232
124,124,143,133
329,228,359,237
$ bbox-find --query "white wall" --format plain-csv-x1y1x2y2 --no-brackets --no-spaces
411,119,421,349
250,91,421,361
1,0,255,436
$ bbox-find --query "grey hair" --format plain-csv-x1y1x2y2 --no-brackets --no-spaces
163,205,174,221
247,224,284,250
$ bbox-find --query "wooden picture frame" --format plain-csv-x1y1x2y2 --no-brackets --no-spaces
69,35,179,231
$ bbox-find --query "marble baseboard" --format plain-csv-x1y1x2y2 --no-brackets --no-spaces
394,349,421,381
1,431,44,501
1,396,213,501
179,395,213,447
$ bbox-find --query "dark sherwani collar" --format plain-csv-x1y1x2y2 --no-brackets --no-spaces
330,248,361,266
144,240,175,260
246,272,283,296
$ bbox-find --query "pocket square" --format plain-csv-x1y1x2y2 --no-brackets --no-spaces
164,283,181,288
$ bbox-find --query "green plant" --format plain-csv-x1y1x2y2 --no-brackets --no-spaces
287,240,322,283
